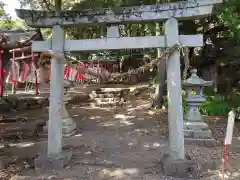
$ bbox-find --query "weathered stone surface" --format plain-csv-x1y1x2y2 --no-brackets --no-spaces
184,138,217,147
62,129,76,138
10,176,32,180
35,151,72,171
25,97,37,105
229,137,240,153
0,93,90,113
90,92,116,98
184,121,216,147
229,145,240,153
183,69,216,147
184,121,209,130
184,129,193,137
62,118,77,136
0,119,45,139
184,129,212,139
15,0,222,27
90,88,127,107
35,150,72,170
43,110,76,138
7,96,18,109
0,156,10,169
193,130,212,139
204,138,218,147
16,99,28,110
165,18,185,160
231,137,240,145
67,94,89,104
0,101,11,113
160,154,199,178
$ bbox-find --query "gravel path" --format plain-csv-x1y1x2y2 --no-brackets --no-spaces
1,97,240,180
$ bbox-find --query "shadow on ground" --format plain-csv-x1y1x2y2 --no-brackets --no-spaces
1,92,240,179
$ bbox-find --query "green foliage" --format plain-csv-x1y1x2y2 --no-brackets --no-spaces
199,87,240,116
216,0,240,40
0,1,25,29
163,87,240,117
16,0,240,42
0,1,15,29
200,95,233,116
236,106,240,119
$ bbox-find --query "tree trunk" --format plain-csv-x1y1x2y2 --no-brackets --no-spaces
153,58,166,108
55,0,62,11
153,22,166,108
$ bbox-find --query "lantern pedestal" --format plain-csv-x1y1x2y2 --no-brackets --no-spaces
43,84,76,138
61,94,76,137
183,69,217,147
184,123,217,147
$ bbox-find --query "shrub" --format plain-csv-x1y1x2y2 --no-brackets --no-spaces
163,87,240,117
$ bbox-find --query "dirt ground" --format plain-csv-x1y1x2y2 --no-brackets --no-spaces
1,86,240,180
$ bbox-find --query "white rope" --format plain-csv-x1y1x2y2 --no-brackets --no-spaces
39,44,183,83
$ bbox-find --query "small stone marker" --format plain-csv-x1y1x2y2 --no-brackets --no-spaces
226,111,240,153
183,69,217,147
225,110,235,145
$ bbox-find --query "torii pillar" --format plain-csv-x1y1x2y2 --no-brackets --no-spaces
35,25,72,170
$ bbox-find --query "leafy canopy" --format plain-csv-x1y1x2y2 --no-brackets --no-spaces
0,1,25,29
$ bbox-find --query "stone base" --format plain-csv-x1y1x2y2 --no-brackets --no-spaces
185,138,217,147
184,121,208,130
35,150,72,170
63,129,76,138
0,156,11,169
229,137,240,153
160,154,199,178
184,121,217,147
43,117,76,137
229,146,240,153
62,117,77,137
184,129,212,139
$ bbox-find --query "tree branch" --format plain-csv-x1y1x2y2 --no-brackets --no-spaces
41,0,54,10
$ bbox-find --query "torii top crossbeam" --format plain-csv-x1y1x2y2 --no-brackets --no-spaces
16,0,222,28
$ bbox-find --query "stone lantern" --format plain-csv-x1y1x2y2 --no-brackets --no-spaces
43,81,76,137
183,69,216,147
61,82,77,137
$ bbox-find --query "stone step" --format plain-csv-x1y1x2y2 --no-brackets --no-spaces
0,119,45,139
229,145,240,153
184,130,212,139
228,137,240,153
95,88,129,93
231,137,240,145
90,92,120,99
90,100,127,107
92,90,126,96
94,97,122,103
184,121,209,131
93,89,130,97
185,138,217,147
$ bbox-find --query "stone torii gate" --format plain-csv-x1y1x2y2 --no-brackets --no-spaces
16,0,222,172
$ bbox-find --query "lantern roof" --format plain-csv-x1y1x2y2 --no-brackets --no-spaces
183,69,212,87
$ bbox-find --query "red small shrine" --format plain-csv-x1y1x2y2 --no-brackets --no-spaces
0,29,120,96
0,28,43,96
